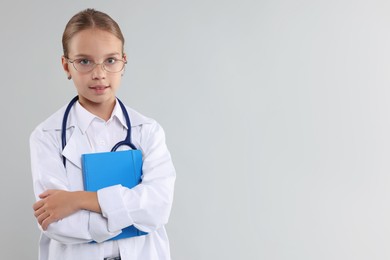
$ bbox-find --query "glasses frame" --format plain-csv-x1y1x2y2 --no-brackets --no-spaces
66,57,127,73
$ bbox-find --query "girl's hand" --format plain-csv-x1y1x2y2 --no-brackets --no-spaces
32,190,101,230
33,190,79,230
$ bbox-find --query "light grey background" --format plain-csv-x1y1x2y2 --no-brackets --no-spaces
1,0,390,259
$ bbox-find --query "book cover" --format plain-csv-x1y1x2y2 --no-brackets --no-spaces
82,149,147,241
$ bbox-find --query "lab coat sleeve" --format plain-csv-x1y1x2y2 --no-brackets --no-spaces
97,122,176,234
30,127,119,244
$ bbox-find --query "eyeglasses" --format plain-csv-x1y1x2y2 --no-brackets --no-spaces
66,57,127,73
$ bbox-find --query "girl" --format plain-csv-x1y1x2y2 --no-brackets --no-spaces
30,8,176,260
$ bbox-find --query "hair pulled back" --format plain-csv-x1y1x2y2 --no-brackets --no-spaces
62,8,125,57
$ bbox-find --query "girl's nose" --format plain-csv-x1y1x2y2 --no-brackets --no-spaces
91,63,106,79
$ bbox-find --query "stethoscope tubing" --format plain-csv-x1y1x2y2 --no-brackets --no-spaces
61,96,137,167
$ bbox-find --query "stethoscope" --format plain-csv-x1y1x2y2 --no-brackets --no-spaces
61,96,137,167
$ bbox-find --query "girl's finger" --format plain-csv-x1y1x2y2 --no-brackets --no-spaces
32,200,44,211
37,211,50,226
39,190,52,199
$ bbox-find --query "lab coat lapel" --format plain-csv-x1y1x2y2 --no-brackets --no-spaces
61,127,92,169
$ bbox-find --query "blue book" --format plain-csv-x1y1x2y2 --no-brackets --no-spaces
81,149,148,241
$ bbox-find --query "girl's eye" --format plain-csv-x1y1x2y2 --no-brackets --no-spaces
78,59,91,65
105,58,116,65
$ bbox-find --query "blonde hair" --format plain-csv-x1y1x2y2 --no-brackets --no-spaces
62,8,125,57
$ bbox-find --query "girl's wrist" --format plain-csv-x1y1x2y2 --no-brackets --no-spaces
74,191,101,213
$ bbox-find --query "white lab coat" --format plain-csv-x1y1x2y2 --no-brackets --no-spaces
30,101,176,260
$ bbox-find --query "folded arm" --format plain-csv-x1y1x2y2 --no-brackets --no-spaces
33,189,101,230
30,127,119,244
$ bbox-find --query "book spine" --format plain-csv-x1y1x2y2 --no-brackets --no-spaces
81,155,88,190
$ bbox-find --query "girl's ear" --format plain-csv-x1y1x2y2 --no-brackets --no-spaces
123,53,127,63
61,56,71,79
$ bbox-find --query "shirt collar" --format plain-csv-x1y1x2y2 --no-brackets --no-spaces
111,99,128,130
74,99,128,134
40,97,152,131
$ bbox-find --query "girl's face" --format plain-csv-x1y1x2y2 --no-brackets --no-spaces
62,28,126,109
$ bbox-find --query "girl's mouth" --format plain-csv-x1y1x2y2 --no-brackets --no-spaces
90,85,109,94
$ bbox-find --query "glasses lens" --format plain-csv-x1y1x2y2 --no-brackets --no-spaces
73,59,95,73
103,59,125,73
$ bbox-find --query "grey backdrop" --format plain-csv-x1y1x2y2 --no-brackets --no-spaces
1,0,390,259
